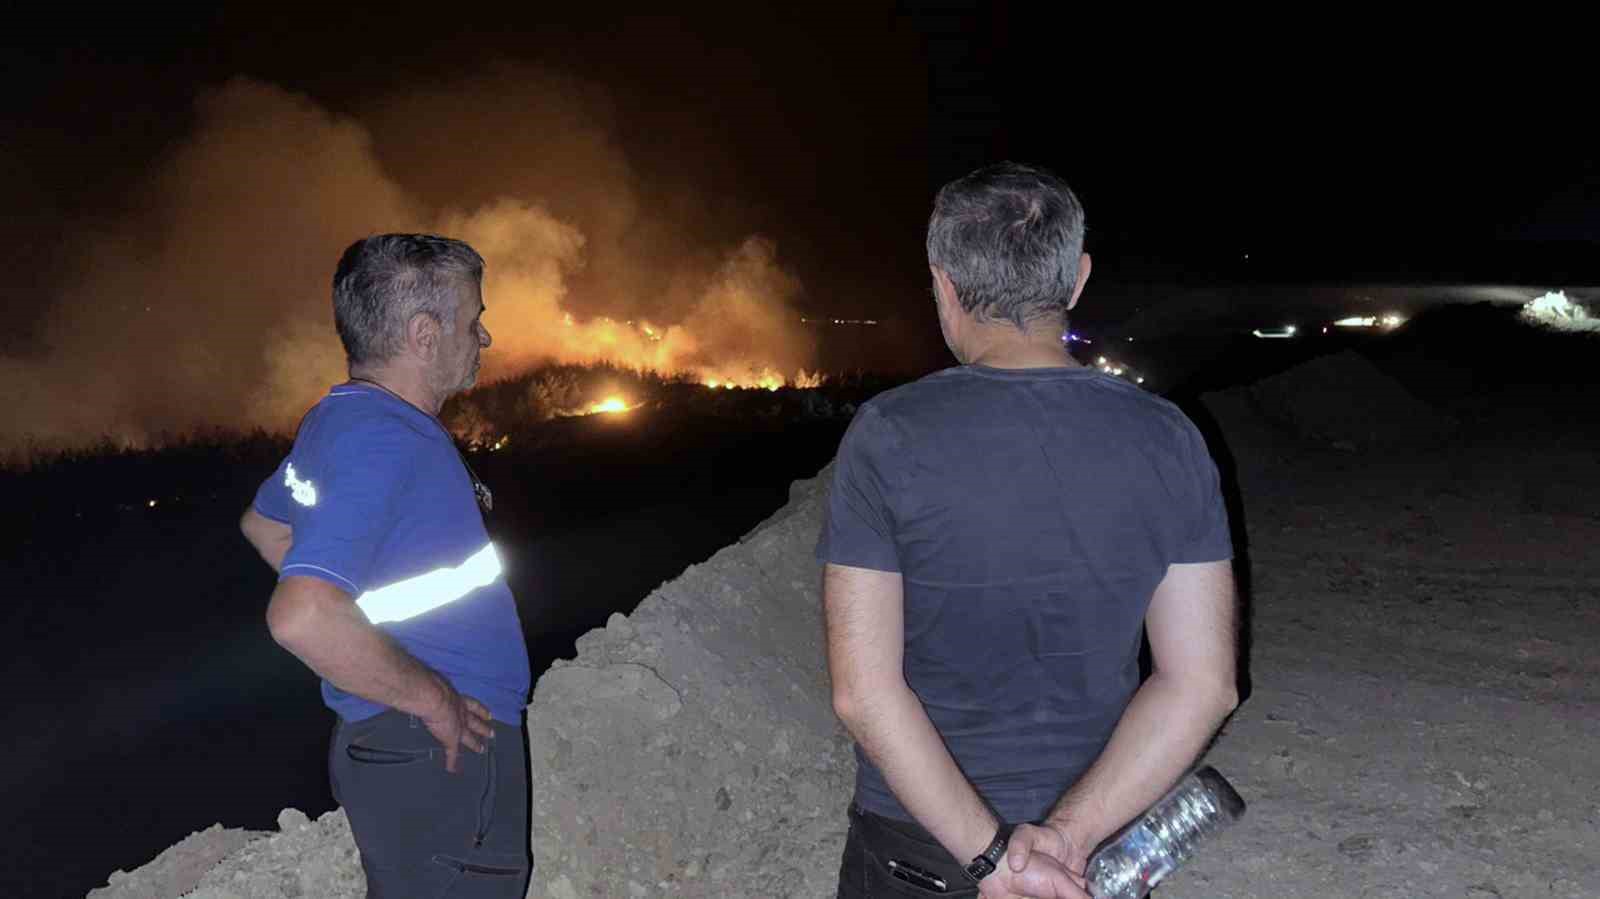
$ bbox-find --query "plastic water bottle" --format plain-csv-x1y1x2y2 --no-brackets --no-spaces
1085,766,1246,899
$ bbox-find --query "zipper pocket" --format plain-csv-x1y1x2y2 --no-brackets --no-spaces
345,744,431,765
432,854,522,877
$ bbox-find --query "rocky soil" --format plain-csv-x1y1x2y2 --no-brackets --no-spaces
90,352,1600,898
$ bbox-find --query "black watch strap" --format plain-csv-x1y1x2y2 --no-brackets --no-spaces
962,822,1014,884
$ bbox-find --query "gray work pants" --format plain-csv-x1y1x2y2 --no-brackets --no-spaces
331,709,531,898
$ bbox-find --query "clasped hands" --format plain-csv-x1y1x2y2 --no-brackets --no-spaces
977,820,1095,899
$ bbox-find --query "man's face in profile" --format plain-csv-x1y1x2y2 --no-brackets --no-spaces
436,280,491,397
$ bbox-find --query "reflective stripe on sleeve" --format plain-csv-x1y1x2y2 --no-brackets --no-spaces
356,543,502,624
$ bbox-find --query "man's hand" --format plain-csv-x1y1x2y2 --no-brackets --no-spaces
977,845,1091,899
1003,820,1093,896
417,675,496,773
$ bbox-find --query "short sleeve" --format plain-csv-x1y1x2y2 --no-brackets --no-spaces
1173,418,1232,564
815,404,901,572
278,421,418,596
252,456,294,524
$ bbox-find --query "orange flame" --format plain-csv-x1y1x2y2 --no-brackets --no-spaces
587,396,631,415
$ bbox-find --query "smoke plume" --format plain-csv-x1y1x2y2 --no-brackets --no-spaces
2,71,815,454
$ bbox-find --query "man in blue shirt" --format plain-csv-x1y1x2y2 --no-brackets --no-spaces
819,164,1240,898
241,234,532,896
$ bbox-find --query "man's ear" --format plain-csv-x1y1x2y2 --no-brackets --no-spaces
930,265,959,313
1066,253,1092,311
406,311,442,361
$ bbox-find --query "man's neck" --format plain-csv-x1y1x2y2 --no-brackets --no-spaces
348,365,442,415
961,321,1079,370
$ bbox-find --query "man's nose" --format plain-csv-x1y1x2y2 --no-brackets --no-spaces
478,324,492,348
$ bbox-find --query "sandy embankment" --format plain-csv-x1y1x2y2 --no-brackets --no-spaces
91,351,1600,898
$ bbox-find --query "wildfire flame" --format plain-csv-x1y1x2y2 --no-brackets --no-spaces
701,367,825,392
491,303,827,394
587,396,632,415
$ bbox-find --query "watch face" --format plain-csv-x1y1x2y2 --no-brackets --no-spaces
964,857,996,883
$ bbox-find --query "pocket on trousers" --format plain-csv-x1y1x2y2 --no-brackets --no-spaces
853,812,975,897
862,849,975,897
345,743,433,765
432,853,524,877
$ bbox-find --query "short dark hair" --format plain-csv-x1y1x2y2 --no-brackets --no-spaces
332,234,485,367
926,162,1086,328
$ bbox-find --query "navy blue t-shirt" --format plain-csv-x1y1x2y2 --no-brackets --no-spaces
254,383,531,725
816,364,1231,824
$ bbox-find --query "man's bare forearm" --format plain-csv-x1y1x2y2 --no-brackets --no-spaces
267,577,447,717
1048,670,1237,848
825,563,1002,862
837,682,1001,862
1049,560,1241,849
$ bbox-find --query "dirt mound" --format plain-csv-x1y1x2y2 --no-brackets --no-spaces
526,469,852,898
88,809,360,899
1230,349,1457,451
88,824,265,899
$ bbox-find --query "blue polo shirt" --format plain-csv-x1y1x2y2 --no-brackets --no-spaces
817,364,1232,824
253,383,531,725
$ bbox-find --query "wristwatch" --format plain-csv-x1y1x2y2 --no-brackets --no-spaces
962,822,1014,884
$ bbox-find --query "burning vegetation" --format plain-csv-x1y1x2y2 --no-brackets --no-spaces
438,361,865,453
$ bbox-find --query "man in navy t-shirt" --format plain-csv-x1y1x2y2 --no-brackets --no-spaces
819,164,1240,898
241,234,532,896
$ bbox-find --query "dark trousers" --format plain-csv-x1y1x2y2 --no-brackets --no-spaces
837,804,979,898
331,709,531,899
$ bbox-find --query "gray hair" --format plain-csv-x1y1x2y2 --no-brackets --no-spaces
332,234,485,367
926,162,1086,328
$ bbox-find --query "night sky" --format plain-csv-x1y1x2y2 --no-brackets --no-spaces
3,5,1596,427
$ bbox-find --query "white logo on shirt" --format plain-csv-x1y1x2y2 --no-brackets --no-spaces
285,463,319,507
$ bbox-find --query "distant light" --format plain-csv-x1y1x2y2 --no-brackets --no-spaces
1251,325,1298,339
147,499,157,508
1520,290,1599,331
1334,316,1378,328
1136,377,1145,384
1097,356,1108,365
